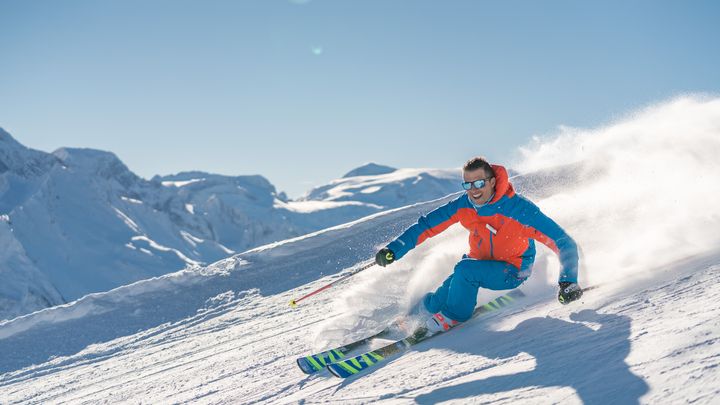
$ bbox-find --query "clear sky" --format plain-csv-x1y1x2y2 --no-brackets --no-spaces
1,0,719,197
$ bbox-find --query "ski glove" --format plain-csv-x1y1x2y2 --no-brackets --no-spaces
375,248,395,267
558,282,583,305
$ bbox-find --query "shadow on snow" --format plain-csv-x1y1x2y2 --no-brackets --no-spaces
414,309,648,404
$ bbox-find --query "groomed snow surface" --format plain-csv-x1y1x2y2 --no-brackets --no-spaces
2,96,720,403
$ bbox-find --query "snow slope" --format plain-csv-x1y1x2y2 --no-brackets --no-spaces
1,96,720,403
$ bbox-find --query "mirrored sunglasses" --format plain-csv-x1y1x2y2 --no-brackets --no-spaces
461,179,487,190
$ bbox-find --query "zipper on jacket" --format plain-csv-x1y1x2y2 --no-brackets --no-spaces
486,224,497,258
489,231,494,258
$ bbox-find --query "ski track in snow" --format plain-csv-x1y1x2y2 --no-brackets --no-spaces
1,263,718,404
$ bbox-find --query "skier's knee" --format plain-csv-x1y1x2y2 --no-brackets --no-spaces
423,292,442,314
454,260,479,283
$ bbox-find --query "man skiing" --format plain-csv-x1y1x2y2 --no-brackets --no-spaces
375,157,583,333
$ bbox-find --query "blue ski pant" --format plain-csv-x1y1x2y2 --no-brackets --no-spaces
423,257,528,322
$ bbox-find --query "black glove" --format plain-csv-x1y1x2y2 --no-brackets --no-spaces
375,248,395,267
558,282,583,305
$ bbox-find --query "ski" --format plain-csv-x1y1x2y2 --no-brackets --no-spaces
296,326,395,374
326,289,526,378
297,305,429,374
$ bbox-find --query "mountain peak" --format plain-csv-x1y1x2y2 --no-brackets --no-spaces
153,171,276,191
53,147,139,186
342,163,396,178
0,128,59,177
0,127,23,148
53,147,125,172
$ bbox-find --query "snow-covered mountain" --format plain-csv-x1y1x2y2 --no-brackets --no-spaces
0,128,461,320
300,162,461,209
1,96,719,403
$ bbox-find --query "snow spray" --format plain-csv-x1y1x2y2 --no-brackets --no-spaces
316,95,720,349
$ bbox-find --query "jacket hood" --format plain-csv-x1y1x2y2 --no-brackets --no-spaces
489,164,515,203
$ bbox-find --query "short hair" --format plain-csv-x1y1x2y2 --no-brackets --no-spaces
463,157,493,177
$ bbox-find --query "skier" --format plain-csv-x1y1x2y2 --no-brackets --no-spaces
375,157,583,333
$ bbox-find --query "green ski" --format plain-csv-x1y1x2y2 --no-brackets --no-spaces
326,289,526,378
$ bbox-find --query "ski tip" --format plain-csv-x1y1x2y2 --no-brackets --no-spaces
296,357,319,375
296,358,309,374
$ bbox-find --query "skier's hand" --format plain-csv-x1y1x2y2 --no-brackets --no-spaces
375,248,395,267
558,282,583,305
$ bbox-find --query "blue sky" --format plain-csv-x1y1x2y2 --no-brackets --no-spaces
1,0,719,197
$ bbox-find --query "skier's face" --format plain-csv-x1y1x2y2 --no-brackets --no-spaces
463,168,495,205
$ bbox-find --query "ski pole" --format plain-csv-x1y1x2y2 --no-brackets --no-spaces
289,260,375,308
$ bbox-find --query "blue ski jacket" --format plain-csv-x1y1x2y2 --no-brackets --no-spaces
386,165,579,283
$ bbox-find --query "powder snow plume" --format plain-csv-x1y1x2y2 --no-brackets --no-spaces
514,95,720,288
316,95,720,348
